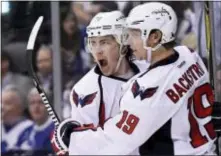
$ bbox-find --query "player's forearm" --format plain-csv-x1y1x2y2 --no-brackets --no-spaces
68,110,137,155
69,126,134,155
68,95,181,155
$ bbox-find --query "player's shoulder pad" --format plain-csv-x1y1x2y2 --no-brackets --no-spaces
174,45,199,61
137,61,174,88
69,67,100,106
134,70,167,100
174,45,196,55
74,67,99,91
135,50,182,92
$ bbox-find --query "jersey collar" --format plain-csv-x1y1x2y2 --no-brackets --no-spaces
94,61,140,82
139,50,179,78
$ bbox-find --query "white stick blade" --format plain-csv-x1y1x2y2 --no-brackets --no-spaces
27,16,44,50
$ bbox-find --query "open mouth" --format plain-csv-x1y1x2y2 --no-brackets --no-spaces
98,59,108,67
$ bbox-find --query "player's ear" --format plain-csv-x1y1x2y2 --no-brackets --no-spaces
147,29,162,48
152,30,162,44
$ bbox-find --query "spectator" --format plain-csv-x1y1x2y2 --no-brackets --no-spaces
71,2,92,26
181,32,197,51
60,11,86,87
171,2,196,42
71,1,118,27
1,50,33,107
1,85,33,153
21,88,54,152
122,1,137,16
36,44,53,98
3,42,30,74
88,1,118,16
60,11,82,57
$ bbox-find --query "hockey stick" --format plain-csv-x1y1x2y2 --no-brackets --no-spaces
204,1,214,88
204,2,220,155
26,16,60,127
26,16,66,151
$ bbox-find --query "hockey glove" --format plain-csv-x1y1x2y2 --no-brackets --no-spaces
51,119,81,155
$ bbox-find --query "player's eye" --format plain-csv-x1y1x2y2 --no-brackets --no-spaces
90,41,96,47
101,40,108,45
132,32,139,37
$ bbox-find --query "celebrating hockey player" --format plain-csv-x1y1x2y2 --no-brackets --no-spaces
51,10,147,155
52,2,217,155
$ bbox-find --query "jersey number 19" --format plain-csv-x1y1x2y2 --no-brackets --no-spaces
188,83,216,148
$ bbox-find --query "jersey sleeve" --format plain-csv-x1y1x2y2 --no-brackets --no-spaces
68,76,183,154
193,50,209,74
69,85,101,127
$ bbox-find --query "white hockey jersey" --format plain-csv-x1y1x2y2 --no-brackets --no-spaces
69,61,147,155
68,46,217,155
70,61,147,126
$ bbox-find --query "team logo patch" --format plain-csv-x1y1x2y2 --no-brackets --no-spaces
72,90,97,107
131,80,141,98
131,80,158,100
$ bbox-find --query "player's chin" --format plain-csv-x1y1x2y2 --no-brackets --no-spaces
100,67,112,76
133,51,139,58
134,53,143,60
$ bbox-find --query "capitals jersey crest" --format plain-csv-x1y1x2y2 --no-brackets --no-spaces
131,80,158,100
72,90,97,108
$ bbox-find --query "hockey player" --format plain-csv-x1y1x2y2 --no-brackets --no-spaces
51,10,147,155
52,2,217,155
69,10,146,129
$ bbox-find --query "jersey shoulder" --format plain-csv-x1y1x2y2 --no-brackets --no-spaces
137,63,175,88
136,49,183,88
73,67,100,93
174,45,199,61
174,45,195,53
70,67,100,107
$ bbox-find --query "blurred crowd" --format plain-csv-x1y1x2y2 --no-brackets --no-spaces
1,1,221,155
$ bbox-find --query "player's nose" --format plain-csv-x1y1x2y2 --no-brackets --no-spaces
94,47,103,55
126,33,132,45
